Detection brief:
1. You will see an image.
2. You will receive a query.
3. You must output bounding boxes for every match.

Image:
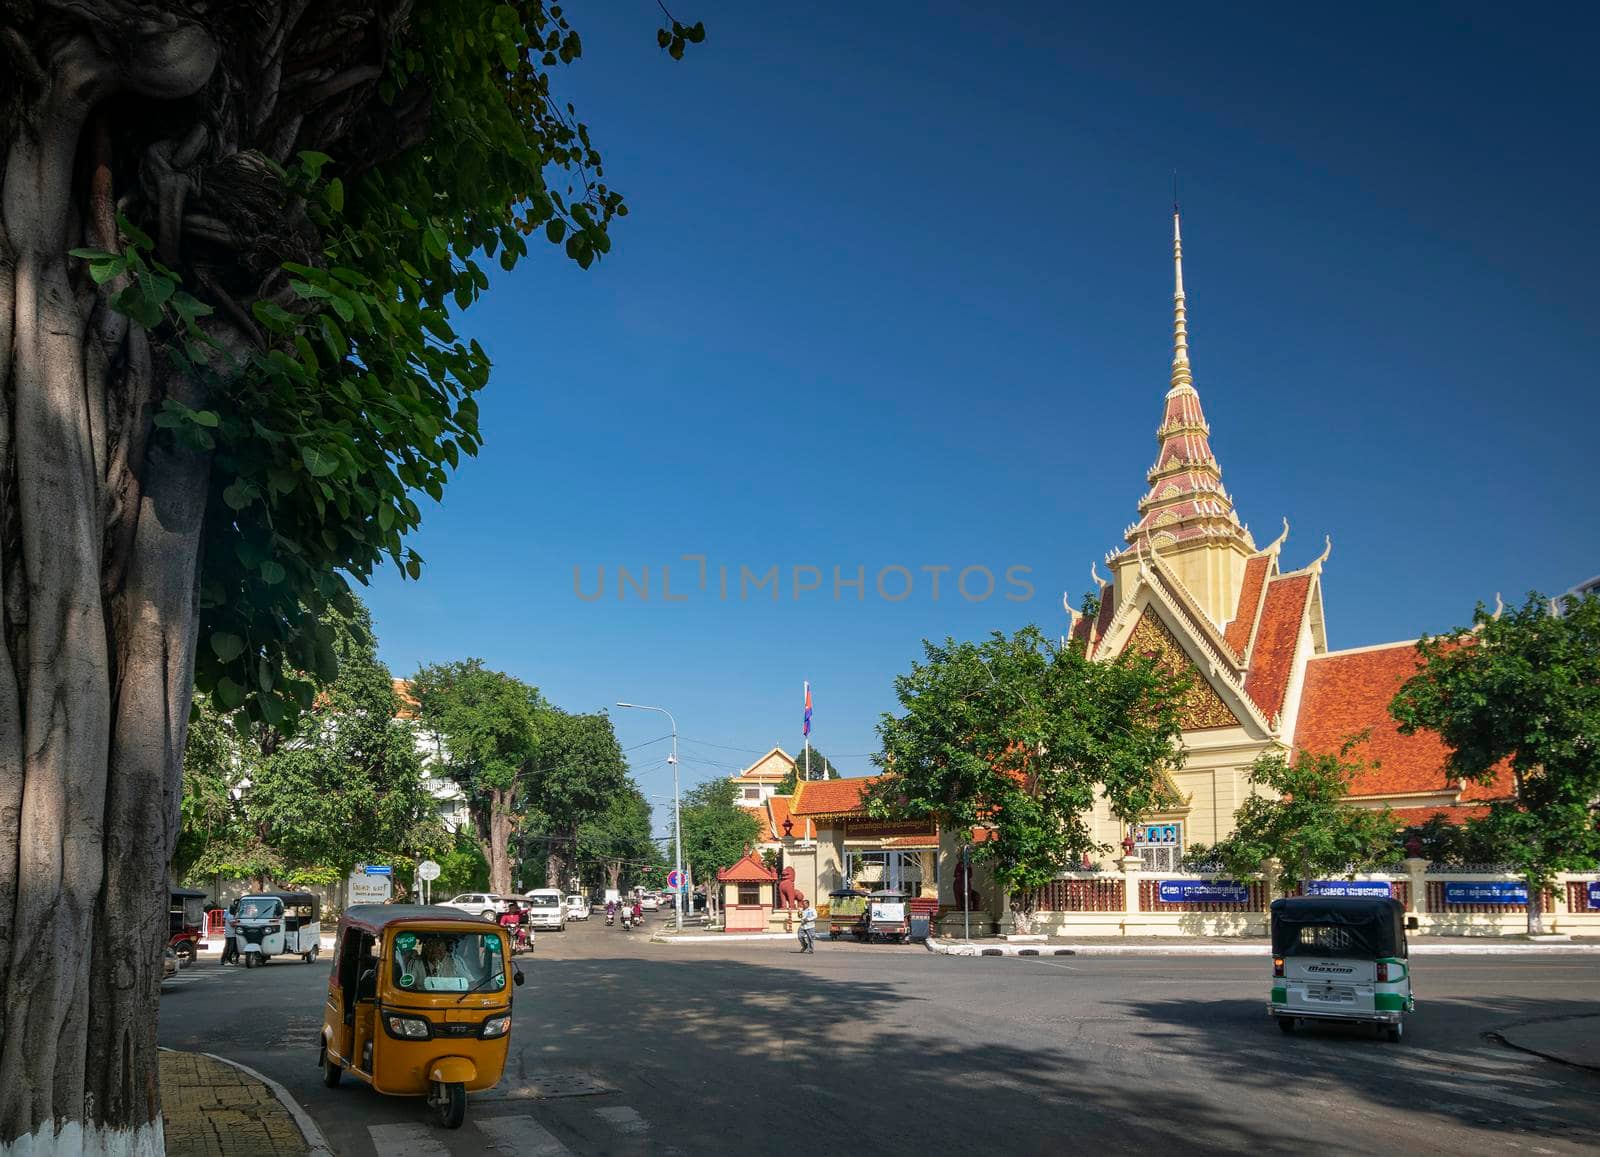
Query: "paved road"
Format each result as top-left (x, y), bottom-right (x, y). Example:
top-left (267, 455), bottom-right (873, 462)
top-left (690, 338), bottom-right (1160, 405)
top-left (158, 918), bottom-right (1600, 1156)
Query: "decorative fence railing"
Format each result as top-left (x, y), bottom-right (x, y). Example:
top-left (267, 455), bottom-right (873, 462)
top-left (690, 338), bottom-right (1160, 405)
top-left (1017, 863), bottom-right (1599, 926)
top-left (1034, 878), bottom-right (1125, 912)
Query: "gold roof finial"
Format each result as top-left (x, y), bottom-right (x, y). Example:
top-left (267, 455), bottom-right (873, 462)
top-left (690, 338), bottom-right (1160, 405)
top-left (1171, 191), bottom-right (1192, 391)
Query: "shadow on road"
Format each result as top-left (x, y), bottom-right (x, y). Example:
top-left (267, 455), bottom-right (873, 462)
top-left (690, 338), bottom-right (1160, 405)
top-left (1111, 990), bottom-right (1600, 1151)
top-left (514, 955), bottom-right (1325, 1156)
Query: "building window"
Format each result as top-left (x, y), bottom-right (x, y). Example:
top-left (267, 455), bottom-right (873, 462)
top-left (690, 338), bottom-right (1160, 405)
top-left (1134, 821), bottom-right (1182, 873)
top-left (737, 883), bottom-right (761, 906)
top-left (743, 787), bottom-right (761, 800)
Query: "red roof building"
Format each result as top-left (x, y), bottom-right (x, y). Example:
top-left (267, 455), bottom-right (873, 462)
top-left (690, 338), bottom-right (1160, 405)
top-left (1059, 210), bottom-right (1503, 865)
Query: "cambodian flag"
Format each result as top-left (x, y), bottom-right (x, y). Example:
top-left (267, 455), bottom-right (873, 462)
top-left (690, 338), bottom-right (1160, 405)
top-left (803, 682), bottom-right (812, 737)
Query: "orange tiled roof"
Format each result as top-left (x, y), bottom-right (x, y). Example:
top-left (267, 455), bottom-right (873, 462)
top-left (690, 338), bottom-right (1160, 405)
top-left (717, 851), bottom-right (778, 883)
top-left (884, 835), bottom-right (940, 849)
top-left (1244, 573), bottom-right (1312, 719)
top-left (766, 795), bottom-right (813, 841)
top-left (1388, 804), bottom-right (1494, 827)
top-left (1225, 554), bottom-right (1272, 655)
top-left (392, 678), bottom-right (418, 719)
top-left (1296, 642), bottom-right (1515, 800)
top-left (792, 776), bottom-right (880, 818)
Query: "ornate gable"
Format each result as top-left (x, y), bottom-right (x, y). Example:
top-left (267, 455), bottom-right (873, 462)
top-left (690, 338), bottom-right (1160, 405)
top-left (1125, 608), bottom-right (1240, 730)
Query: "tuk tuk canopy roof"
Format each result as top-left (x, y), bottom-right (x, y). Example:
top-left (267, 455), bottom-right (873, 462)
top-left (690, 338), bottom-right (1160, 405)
top-left (1269, 896), bottom-right (1406, 959)
top-left (170, 887), bottom-right (208, 900)
top-left (242, 890), bottom-right (317, 907)
top-left (339, 903), bottom-right (492, 935)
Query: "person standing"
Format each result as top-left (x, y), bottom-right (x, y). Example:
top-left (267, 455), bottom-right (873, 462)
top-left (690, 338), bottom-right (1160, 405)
top-left (220, 903), bottom-right (238, 966)
top-left (798, 901), bottom-right (818, 954)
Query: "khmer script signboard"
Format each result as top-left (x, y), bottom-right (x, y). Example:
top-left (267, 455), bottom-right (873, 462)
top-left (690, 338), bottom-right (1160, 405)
top-left (1157, 880), bottom-right (1250, 904)
top-left (1306, 880), bottom-right (1392, 898)
top-left (1443, 881), bottom-right (1526, 905)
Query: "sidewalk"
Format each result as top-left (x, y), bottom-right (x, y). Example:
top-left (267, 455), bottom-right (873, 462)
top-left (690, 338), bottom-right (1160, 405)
top-left (160, 1050), bottom-right (330, 1157)
top-left (1496, 1015), bottom-right (1600, 1071)
top-left (927, 934), bottom-right (1600, 957)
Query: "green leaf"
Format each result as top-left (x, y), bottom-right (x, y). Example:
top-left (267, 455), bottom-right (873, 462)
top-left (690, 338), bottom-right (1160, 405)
top-left (326, 177), bottom-right (345, 213)
top-left (260, 561), bottom-right (287, 585)
top-left (301, 446), bottom-right (340, 477)
top-left (545, 219), bottom-right (566, 244)
top-left (216, 676), bottom-right (245, 710)
top-left (424, 225), bottom-right (448, 262)
top-left (657, 27), bottom-right (671, 48)
top-left (211, 633), bottom-right (245, 663)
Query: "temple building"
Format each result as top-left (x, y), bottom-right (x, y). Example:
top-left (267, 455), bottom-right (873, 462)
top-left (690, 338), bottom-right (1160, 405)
top-left (1062, 209), bottom-right (1512, 868)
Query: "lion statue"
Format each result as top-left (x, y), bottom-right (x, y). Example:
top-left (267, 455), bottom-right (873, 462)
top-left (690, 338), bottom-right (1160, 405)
top-left (777, 866), bottom-right (806, 910)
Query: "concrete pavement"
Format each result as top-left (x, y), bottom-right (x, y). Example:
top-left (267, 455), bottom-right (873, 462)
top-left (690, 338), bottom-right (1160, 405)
top-left (1497, 1014), bottom-right (1600, 1071)
top-left (159, 918), bottom-right (1600, 1156)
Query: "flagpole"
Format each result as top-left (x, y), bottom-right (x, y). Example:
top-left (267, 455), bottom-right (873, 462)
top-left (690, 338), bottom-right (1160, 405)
top-left (803, 681), bottom-right (812, 780)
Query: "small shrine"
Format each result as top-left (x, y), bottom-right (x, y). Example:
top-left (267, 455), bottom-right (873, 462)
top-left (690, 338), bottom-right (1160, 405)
top-left (717, 851), bottom-right (779, 933)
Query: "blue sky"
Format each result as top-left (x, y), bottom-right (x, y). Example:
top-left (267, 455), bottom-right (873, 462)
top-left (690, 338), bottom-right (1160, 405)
top-left (365, 2), bottom-right (1598, 831)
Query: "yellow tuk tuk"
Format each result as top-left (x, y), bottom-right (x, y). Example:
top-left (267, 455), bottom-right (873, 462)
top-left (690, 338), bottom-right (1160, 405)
top-left (319, 904), bottom-right (523, 1129)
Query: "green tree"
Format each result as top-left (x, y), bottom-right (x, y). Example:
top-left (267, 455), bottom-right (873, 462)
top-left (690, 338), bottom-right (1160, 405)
top-left (527, 710), bottom-right (629, 891)
top-left (1391, 592), bottom-right (1600, 934)
top-left (680, 778), bottom-right (760, 898)
top-left (0, 3), bottom-right (698, 1143)
top-left (429, 829), bottom-right (491, 898)
top-left (869, 626), bottom-right (1188, 932)
top-left (577, 783), bottom-right (657, 894)
top-left (187, 601), bottom-right (438, 888)
top-left (174, 707), bottom-right (241, 882)
top-left (776, 746), bottom-right (842, 794)
top-left (412, 660), bottom-right (543, 895)
top-left (1188, 740), bottom-right (1400, 894)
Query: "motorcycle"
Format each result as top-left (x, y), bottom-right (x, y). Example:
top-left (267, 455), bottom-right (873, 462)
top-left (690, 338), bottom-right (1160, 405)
top-left (620, 913), bottom-right (634, 931)
top-left (605, 910), bottom-right (615, 926)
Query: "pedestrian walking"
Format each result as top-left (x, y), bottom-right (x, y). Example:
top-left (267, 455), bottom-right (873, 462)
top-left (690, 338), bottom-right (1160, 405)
top-left (798, 901), bottom-right (817, 954)
top-left (220, 904), bottom-right (238, 966)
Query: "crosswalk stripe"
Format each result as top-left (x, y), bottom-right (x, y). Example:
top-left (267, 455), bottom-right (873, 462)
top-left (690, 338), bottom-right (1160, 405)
top-left (478, 1114), bottom-right (573, 1156)
top-left (596, 1105), bottom-right (648, 1135)
top-left (1467, 1047), bottom-right (1536, 1064)
top-left (368, 1122), bottom-right (451, 1157)
top-left (1380, 1056), bottom-right (1560, 1088)
top-left (1412, 1079), bottom-right (1555, 1111)
top-left (1402, 1046), bottom-right (1532, 1072)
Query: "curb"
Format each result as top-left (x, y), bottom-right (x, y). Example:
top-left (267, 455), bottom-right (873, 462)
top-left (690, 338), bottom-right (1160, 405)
top-left (924, 937), bottom-right (1600, 958)
top-left (652, 932), bottom-right (797, 943)
top-left (1487, 1016), bottom-right (1600, 1073)
top-left (192, 1051), bottom-right (334, 1157)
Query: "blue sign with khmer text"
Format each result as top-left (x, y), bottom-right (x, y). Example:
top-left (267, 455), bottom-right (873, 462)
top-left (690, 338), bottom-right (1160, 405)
top-left (1588, 881), bottom-right (1600, 907)
top-left (1443, 881), bottom-right (1526, 905)
top-left (1158, 879), bottom-right (1250, 904)
top-left (1307, 880), bottom-right (1392, 898)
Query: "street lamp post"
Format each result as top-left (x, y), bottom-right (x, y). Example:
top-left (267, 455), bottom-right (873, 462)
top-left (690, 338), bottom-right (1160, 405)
top-left (617, 701), bottom-right (683, 931)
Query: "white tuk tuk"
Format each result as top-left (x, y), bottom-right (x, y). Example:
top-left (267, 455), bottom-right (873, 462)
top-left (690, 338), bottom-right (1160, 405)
top-left (235, 890), bottom-right (322, 967)
top-left (1269, 895), bottom-right (1413, 1041)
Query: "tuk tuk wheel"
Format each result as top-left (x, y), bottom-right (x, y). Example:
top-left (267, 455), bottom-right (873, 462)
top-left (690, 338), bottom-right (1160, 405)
top-left (174, 941), bottom-right (196, 967)
top-left (320, 1047), bottom-right (341, 1088)
top-left (1277, 1016), bottom-right (1295, 1033)
top-left (1384, 1022), bottom-right (1404, 1043)
top-left (243, 953), bottom-right (256, 969)
top-left (432, 1080), bottom-right (466, 1129)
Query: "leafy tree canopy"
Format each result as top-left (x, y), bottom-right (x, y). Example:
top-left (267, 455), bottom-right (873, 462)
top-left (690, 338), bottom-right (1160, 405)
top-left (577, 781), bottom-right (659, 890)
top-left (776, 746), bottom-right (842, 794)
top-left (868, 626), bottom-right (1188, 914)
top-left (1391, 592), bottom-right (1600, 927)
top-left (680, 777), bottom-right (760, 884)
top-left (1187, 740), bottom-right (1400, 893)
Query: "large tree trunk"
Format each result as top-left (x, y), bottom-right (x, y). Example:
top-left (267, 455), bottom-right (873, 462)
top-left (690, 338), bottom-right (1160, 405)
top-left (484, 789), bottom-right (515, 896)
top-left (0, 15), bottom-right (221, 1154)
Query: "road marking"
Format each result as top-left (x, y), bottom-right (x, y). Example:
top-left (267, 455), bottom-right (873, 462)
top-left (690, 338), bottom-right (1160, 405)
top-left (1467, 1047), bottom-right (1537, 1064)
top-left (1373, 1055), bottom-right (1561, 1088)
top-left (1012, 958), bottom-right (1080, 971)
top-left (368, 1122), bottom-right (451, 1157)
top-left (1402, 1046), bottom-right (1537, 1072)
top-left (478, 1114), bottom-right (573, 1155)
top-left (596, 1105), bottom-right (648, 1135)
top-left (1412, 1079), bottom-right (1555, 1111)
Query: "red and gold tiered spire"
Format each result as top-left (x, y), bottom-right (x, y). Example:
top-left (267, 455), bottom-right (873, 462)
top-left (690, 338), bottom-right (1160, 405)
top-left (1120, 210), bottom-right (1254, 554)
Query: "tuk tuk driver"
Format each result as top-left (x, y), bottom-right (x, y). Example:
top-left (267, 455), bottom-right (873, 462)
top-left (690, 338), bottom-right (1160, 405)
top-left (396, 934), bottom-right (465, 987)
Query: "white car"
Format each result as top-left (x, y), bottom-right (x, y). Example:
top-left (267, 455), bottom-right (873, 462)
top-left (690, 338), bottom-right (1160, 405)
top-left (437, 893), bottom-right (505, 920)
top-left (522, 889), bottom-right (566, 931)
top-left (639, 893), bottom-right (661, 912)
top-left (565, 894), bottom-right (590, 920)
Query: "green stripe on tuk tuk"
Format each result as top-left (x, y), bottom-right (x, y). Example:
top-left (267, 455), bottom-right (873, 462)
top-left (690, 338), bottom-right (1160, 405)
top-left (1271, 986), bottom-right (1287, 1005)
top-left (1374, 993), bottom-right (1406, 1011)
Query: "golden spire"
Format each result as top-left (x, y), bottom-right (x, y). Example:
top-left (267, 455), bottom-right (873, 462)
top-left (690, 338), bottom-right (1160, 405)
top-left (1171, 206), bottom-right (1192, 390)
